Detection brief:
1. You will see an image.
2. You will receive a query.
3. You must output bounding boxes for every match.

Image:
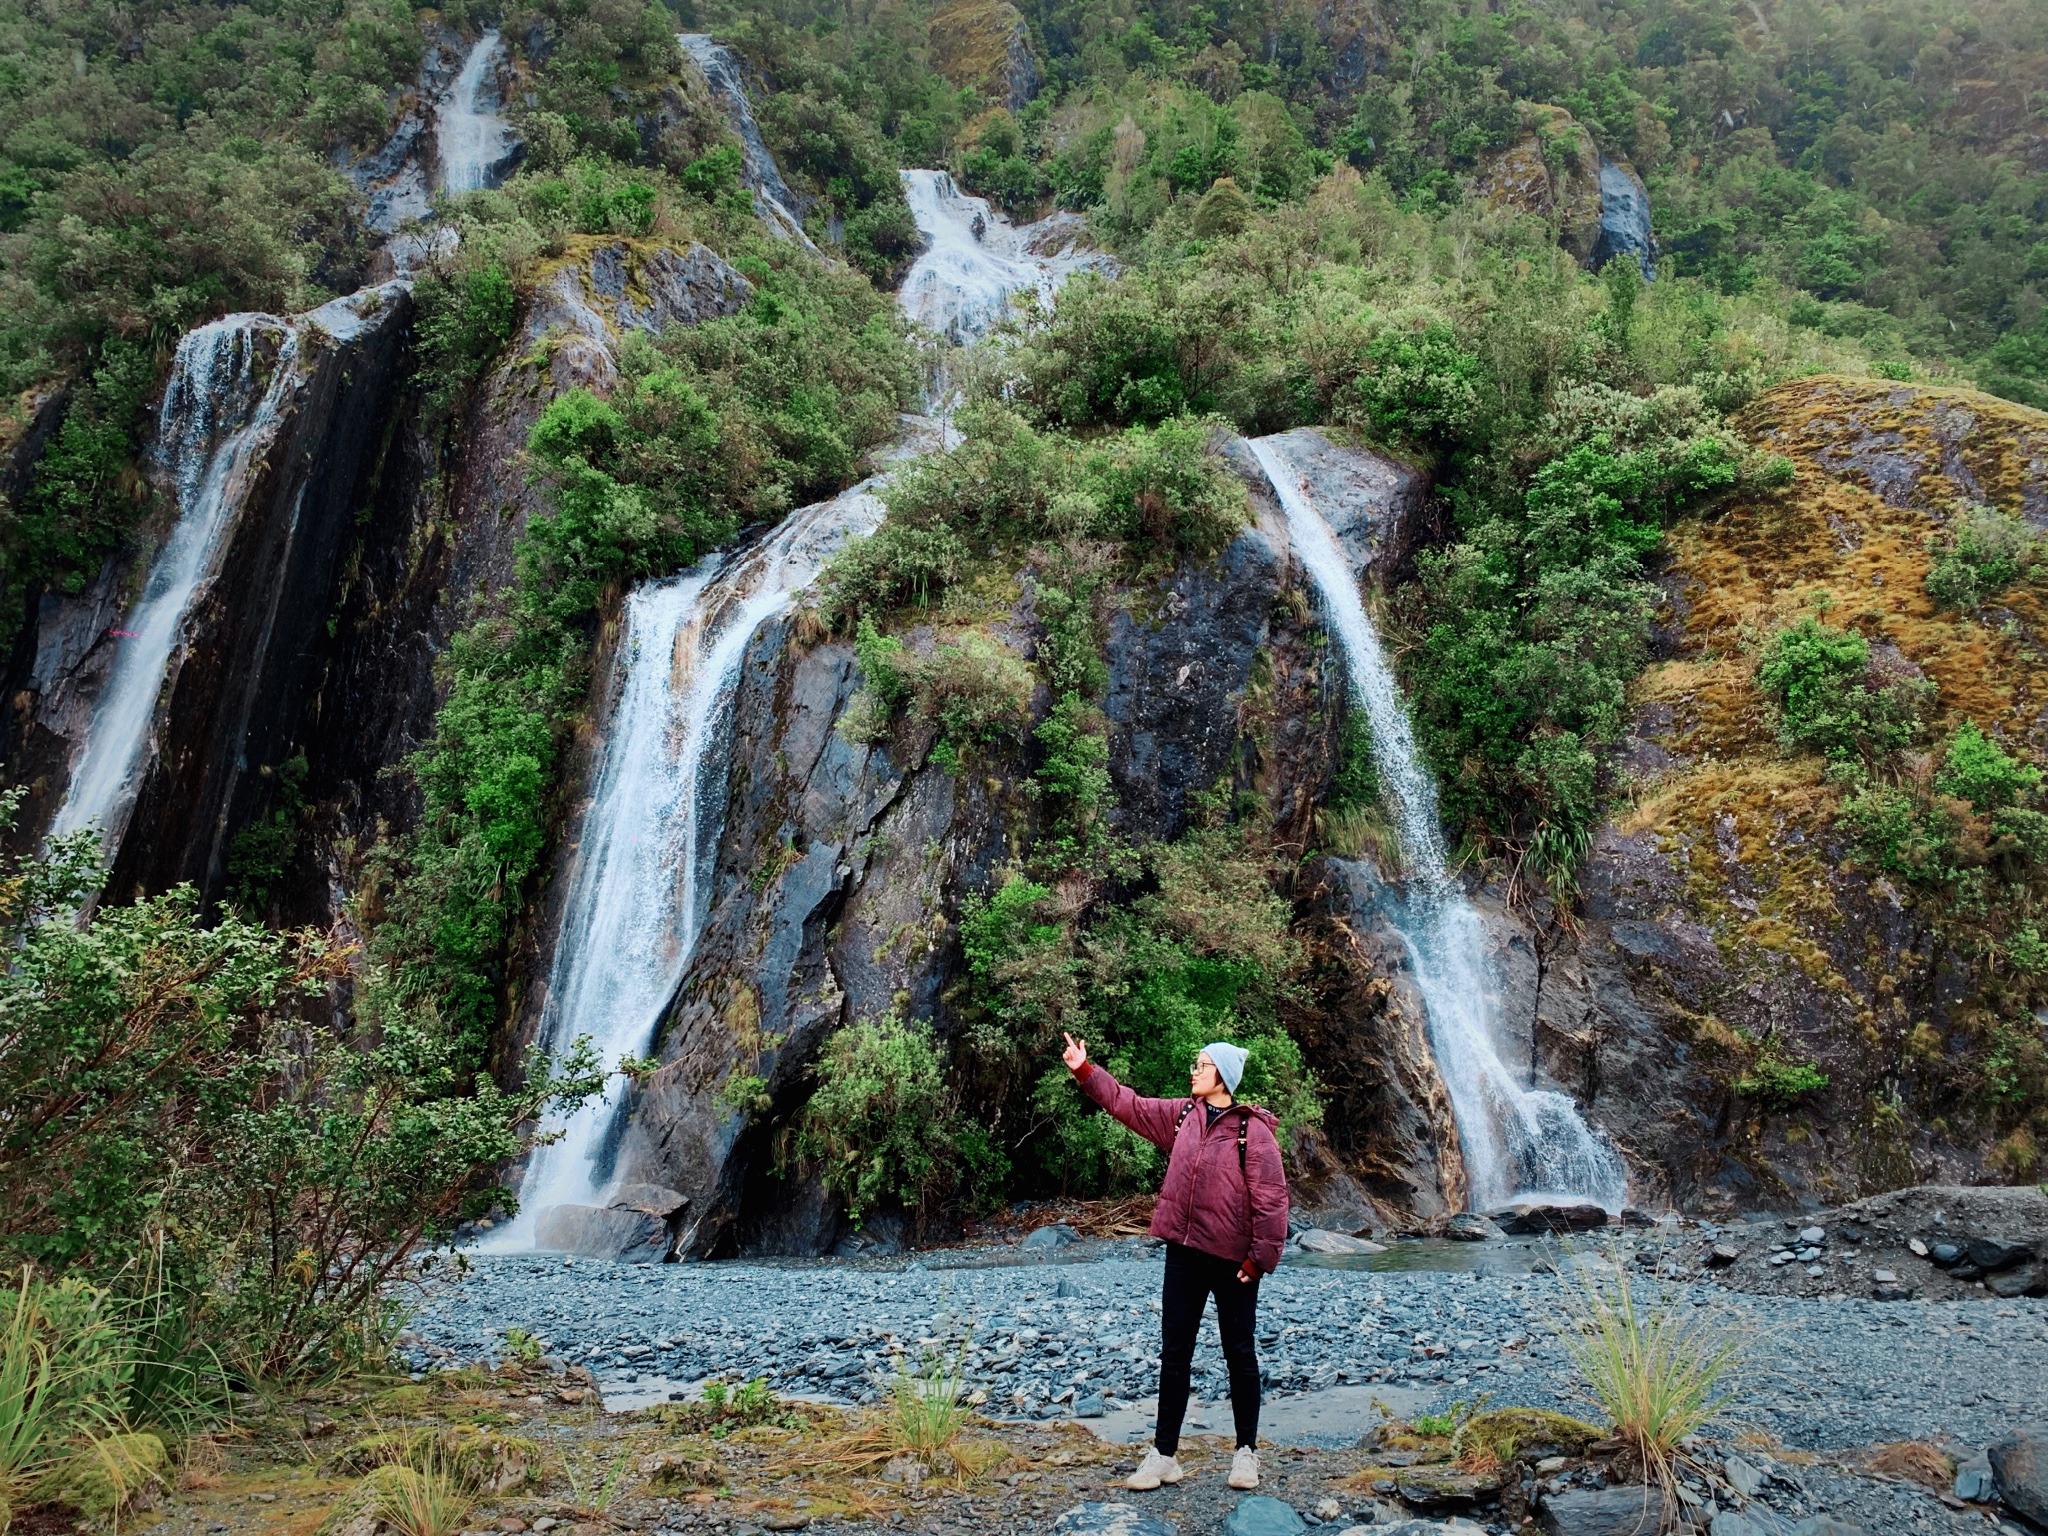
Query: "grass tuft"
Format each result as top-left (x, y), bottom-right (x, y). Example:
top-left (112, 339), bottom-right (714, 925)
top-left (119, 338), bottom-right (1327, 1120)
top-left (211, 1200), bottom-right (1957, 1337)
top-left (1554, 1248), bottom-right (1752, 1494)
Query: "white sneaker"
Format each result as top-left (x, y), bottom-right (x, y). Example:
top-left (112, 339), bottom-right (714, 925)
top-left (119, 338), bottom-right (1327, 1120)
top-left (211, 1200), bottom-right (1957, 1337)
top-left (1126, 1448), bottom-right (1184, 1489)
top-left (1228, 1446), bottom-right (1260, 1489)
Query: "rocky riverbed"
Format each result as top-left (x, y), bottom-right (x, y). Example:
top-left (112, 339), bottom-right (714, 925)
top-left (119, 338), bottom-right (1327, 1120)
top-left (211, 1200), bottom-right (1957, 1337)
top-left (395, 1235), bottom-right (2048, 1536)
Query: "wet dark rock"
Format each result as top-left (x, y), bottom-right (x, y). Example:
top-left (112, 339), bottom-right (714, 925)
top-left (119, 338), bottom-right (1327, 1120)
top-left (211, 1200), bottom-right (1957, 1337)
top-left (534, 1203), bottom-right (673, 1261)
top-left (14, 283), bottom-right (413, 902)
top-left (1444, 1213), bottom-right (1505, 1242)
top-left (1990, 1426), bottom-right (2048, 1524)
top-left (1537, 1485), bottom-right (1675, 1536)
top-left (1490, 1202), bottom-right (1611, 1236)
top-left (1963, 1236), bottom-right (2034, 1272)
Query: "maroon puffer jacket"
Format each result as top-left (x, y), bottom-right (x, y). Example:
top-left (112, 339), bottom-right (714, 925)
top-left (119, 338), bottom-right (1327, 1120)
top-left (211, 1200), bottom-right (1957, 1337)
top-left (1072, 1061), bottom-right (1290, 1273)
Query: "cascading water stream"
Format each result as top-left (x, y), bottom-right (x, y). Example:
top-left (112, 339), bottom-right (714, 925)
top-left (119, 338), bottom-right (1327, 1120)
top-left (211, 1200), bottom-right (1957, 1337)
top-left (1247, 436), bottom-right (1628, 1214)
top-left (50, 319), bottom-right (296, 858)
top-left (438, 30), bottom-right (515, 194)
top-left (489, 482), bottom-right (888, 1246)
top-left (496, 94), bottom-right (1106, 1245)
top-left (896, 169), bottom-right (1102, 346)
top-left (678, 34), bottom-right (814, 247)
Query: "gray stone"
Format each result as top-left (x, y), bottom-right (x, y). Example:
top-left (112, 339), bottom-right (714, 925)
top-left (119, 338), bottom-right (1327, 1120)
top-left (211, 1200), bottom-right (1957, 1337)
top-left (610, 1183), bottom-right (689, 1218)
top-left (1799, 1227), bottom-right (1826, 1244)
top-left (1537, 1485), bottom-right (1672, 1536)
top-left (1723, 1454), bottom-right (1765, 1498)
top-left (1966, 1237), bottom-right (2034, 1272)
top-left (1297, 1229), bottom-right (1388, 1255)
top-left (1707, 1243), bottom-right (1741, 1267)
top-left (1590, 156), bottom-right (1655, 279)
top-left (1025, 1223), bottom-right (1081, 1249)
top-left (1990, 1426), bottom-right (2048, 1524)
top-left (1444, 1214), bottom-right (1505, 1242)
top-left (1490, 1202), bottom-right (1611, 1236)
top-left (1073, 1394), bottom-right (1106, 1419)
top-left (1223, 1496), bottom-right (1308, 1536)
top-left (1954, 1451), bottom-right (1995, 1503)
top-left (1051, 1502), bottom-right (1180, 1536)
top-left (1986, 1263), bottom-right (2046, 1298)
top-left (1786, 1521), bottom-right (1867, 1536)
top-left (533, 1203), bottom-right (671, 1261)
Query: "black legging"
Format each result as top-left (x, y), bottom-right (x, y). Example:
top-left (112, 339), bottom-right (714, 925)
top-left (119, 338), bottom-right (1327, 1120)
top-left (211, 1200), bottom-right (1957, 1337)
top-left (1154, 1240), bottom-right (1262, 1454)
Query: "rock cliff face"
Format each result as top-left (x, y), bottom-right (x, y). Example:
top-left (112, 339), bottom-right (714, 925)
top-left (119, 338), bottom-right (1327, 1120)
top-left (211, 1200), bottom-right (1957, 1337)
top-left (589, 428), bottom-right (1438, 1255)
top-left (1523, 377), bottom-right (2048, 1211)
top-left (1474, 106), bottom-right (1655, 277)
top-left (300, 238), bottom-right (756, 909)
top-left (927, 0), bottom-right (1041, 112)
top-left (8, 284), bottom-right (414, 901)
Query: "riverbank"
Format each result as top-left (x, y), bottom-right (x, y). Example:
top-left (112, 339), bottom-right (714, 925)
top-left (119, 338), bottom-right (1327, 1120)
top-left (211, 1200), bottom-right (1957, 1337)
top-left (195, 1238), bottom-right (2008, 1536)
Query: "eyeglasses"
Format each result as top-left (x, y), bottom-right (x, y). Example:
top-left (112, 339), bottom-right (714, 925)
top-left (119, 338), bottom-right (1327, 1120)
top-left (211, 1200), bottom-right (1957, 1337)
top-left (1190, 1057), bottom-right (1213, 1073)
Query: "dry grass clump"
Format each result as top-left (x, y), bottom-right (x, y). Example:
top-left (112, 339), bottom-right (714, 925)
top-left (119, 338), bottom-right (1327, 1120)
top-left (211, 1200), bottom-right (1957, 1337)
top-left (1857, 1440), bottom-right (1955, 1490)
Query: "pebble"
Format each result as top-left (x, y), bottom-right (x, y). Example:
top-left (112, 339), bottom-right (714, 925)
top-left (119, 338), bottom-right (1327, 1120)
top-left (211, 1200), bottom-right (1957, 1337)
top-left (405, 1249), bottom-right (2048, 1451)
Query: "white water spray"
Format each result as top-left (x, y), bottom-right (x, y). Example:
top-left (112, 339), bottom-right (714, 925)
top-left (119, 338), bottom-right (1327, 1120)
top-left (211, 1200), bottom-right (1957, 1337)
top-left (897, 169), bottom-right (1107, 346)
top-left (678, 34), bottom-right (814, 247)
top-left (1247, 435), bottom-right (1627, 1214)
top-left (50, 319), bottom-right (296, 858)
top-left (438, 30), bottom-right (515, 194)
top-left (491, 481), bottom-right (888, 1245)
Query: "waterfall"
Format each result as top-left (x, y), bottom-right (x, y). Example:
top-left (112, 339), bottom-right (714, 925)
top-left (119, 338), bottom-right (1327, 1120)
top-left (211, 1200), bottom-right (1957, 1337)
top-left (438, 30), bottom-right (516, 195)
top-left (490, 479), bottom-right (888, 1247)
top-left (897, 169), bottom-right (1107, 347)
top-left (495, 145), bottom-right (1107, 1250)
top-left (50, 318), bottom-right (296, 857)
top-left (678, 35), bottom-right (814, 247)
top-left (1247, 435), bottom-right (1628, 1214)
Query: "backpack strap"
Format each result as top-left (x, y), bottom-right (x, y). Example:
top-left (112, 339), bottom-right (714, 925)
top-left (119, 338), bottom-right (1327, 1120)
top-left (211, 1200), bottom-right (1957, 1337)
top-left (1174, 1099), bottom-right (1196, 1135)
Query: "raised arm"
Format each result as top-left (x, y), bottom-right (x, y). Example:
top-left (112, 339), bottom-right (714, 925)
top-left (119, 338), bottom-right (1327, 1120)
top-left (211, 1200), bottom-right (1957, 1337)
top-left (1061, 1033), bottom-right (1186, 1152)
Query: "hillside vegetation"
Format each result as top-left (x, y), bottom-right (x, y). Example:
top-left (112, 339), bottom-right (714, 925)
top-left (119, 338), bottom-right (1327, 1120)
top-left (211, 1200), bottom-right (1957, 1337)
top-left (0, 0), bottom-right (2045, 1426)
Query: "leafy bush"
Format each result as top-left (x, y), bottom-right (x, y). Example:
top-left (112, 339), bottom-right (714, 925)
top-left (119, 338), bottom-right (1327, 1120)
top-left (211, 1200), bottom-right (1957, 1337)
top-left (1926, 504), bottom-right (2039, 611)
top-left (1756, 618), bottom-right (1932, 767)
top-left (793, 1013), bottom-right (980, 1228)
top-left (415, 261), bottom-right (518, 412)
top-left (1733, 1051), bottom-right (1831, 1109)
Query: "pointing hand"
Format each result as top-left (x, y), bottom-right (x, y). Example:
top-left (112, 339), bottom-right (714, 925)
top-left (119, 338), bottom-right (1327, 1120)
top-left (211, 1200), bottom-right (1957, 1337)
top-left (1061, 1032), bottom-right (1088, 1071)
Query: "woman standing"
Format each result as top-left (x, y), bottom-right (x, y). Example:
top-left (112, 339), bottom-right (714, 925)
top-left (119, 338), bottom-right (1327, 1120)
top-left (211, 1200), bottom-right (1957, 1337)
top-left (1060, 1030), bottom-right (1291, 1492)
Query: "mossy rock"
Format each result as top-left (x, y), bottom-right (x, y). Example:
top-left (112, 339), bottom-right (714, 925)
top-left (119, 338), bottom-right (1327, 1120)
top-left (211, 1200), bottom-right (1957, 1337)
top-left (331, 1424), bottom-right (538, 1493)
top-left (29, 1431), bottom-right (167, 1520)
top-left (1453, 1407), bottom-right (1604, 1464)
top-left (1355, 1462), bottom-right (1506, 1508)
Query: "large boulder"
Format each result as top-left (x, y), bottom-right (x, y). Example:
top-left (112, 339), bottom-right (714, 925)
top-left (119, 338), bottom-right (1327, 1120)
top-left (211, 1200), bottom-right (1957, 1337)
top-left (1053, 1504), bottom-right (1180, 1536)
top-left (1990, 1426), bottom-right (2048, 1525)
top-left (534, 1202), bottom-right (673, 1261)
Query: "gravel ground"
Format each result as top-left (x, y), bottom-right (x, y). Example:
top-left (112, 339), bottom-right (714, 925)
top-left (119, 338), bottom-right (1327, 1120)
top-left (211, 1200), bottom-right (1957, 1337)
top-left (402, 1241), bottom-right (2048, 1456)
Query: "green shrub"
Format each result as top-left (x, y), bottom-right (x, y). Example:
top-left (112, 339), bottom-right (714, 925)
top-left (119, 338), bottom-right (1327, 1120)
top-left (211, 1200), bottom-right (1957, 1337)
top-left (1756, 618), bottom-right (1932, 766)
top-left (1936, 722), bottom-right (2043, 813)
top-left (1733, 1052), bottom-right (1831, 1109)
top-left (415, 261), bottom-right (518, 412)
top-left (1926, 504), bottom-right (2038, 610)
top-left (915, 631), bottom-right (1036, 768)
top-left (793, 1013), bottom-right (973, 1227)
